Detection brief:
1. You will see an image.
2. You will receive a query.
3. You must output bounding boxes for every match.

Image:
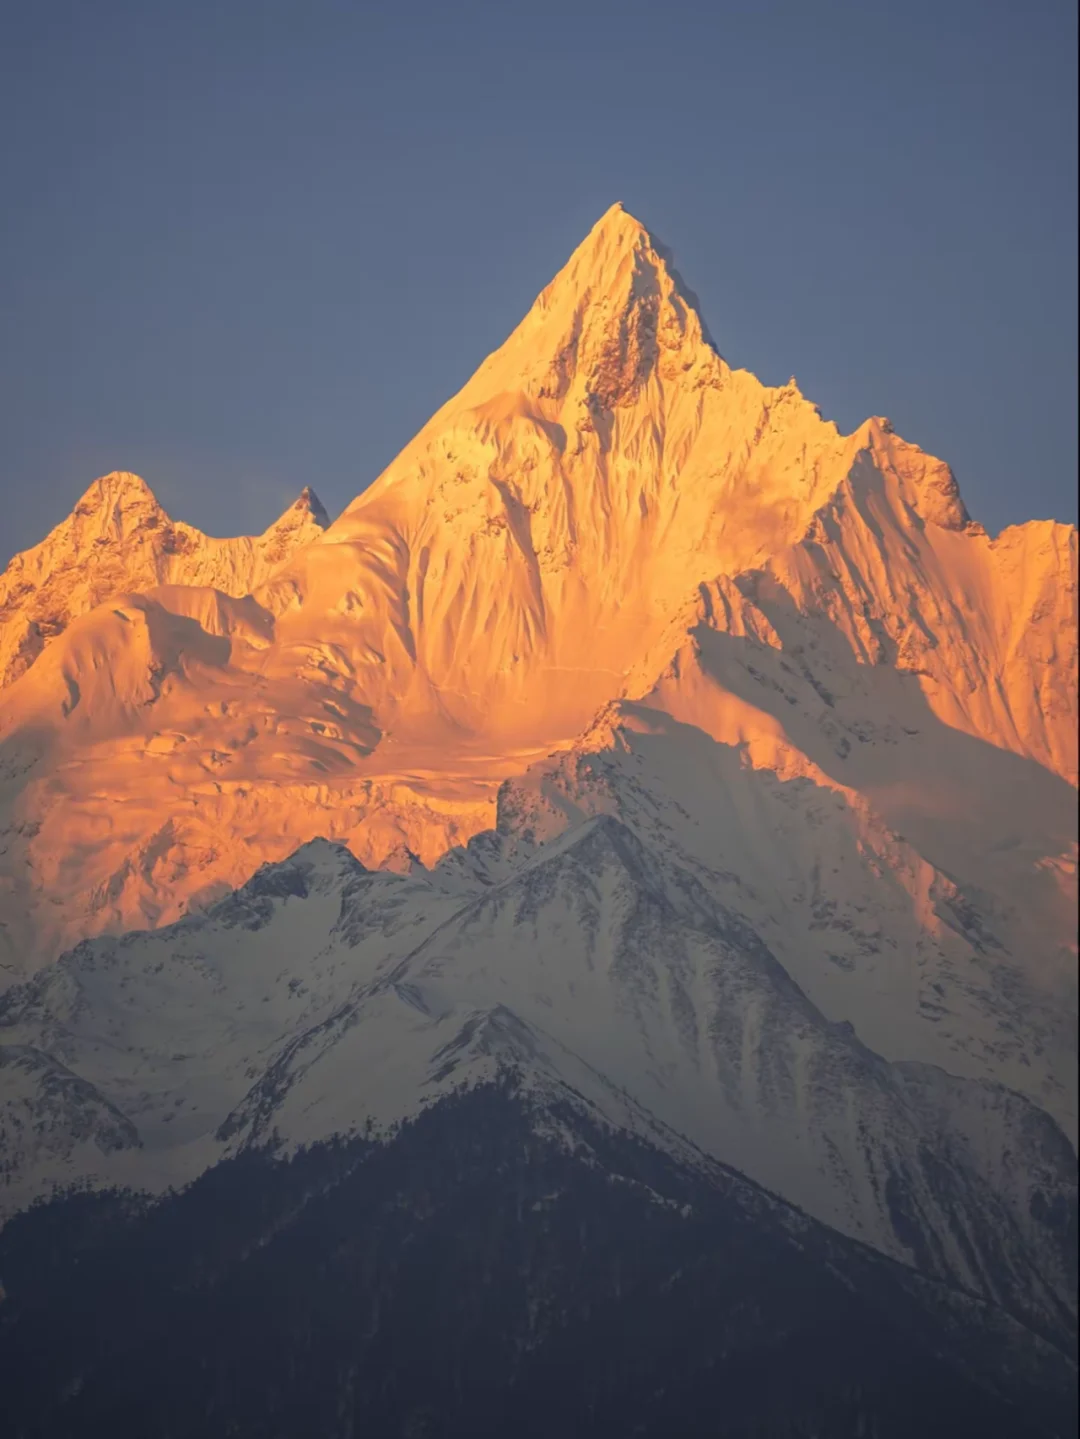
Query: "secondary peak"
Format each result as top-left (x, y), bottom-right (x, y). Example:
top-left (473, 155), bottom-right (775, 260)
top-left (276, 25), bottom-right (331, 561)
top-left (295, 486), bottom-right (330, 528)
top-left (73, 471), bottom-right (165, 518)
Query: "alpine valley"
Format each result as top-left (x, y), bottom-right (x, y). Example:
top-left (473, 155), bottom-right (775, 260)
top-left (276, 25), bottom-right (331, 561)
top-left (0, 206), bottom-right (1076, 1438)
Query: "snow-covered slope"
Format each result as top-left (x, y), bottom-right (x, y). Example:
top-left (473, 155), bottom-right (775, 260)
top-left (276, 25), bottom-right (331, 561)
top-left (1, 817), bottom-right (1074, 1340)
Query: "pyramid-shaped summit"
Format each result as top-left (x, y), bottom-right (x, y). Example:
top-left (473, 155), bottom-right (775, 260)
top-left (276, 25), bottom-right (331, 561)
top-left (291, 204), bottom-right (872, 744)
top-left (533, 200), bottom-right (719, 346)
top-left (294, 485), bottom-right (330, 527)
top-left (195, 203), bottom-right (1074, 779)
top-left (443, 200), bottom-right (722, 414)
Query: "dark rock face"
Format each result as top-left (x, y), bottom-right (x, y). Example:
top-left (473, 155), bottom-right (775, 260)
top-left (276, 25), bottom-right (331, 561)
top-left (0, 1082), bottom-right (1074, 1439)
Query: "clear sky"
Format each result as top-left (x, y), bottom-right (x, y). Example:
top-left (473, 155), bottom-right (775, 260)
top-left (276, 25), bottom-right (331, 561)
top-left (1, 0), bottom-right (1076, 564)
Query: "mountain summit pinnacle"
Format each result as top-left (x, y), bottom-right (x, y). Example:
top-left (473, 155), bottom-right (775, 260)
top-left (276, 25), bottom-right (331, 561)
top-left (294, 485), bottom-right (330, 528)
top-left (588, 199), bottom-right (651, 240)
top-left (530, 202), bottom-right (718, 346)
top-left (364, 203), bottom-right (725, 444)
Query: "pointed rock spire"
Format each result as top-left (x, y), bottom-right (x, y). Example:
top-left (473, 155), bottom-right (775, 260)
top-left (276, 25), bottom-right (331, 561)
top-left (295, 485), bottom-right (330, 528)
top-left (261, 485), bottom-right (332, 549)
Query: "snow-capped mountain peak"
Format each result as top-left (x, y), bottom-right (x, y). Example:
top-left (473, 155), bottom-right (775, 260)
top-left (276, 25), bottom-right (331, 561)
top-left (0, 472), bottom-right (330, 694)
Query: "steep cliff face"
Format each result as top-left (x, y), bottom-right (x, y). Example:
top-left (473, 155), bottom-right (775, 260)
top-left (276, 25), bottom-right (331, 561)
top-left (0, 203), bottom-right (1074, 979)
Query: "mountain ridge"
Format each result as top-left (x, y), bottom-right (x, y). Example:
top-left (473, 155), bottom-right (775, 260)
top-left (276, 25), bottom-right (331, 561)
top-left (1, 796), bottom-right (1074, 1332)
top-left (0, 471), bottom-right (330, 692)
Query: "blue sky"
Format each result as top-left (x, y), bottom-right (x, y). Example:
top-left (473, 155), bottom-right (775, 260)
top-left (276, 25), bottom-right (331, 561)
top-left (1, 0), bottom-right (1075, 561)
